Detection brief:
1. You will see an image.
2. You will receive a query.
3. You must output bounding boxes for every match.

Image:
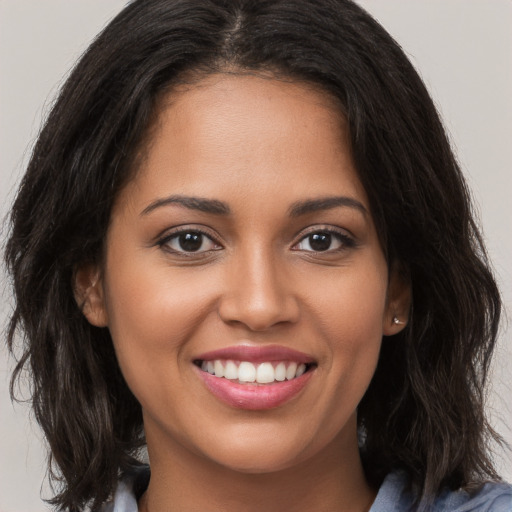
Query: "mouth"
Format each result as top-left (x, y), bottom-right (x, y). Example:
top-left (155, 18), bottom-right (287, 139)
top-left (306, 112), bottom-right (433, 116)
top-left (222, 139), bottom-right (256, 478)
top-left (194, 359), bottom-right (316, 385)
top-left (193, 345), bottom-right (317, 410)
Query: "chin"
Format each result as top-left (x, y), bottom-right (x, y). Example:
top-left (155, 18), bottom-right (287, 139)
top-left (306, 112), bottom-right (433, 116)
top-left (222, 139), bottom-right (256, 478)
top-left (214, 451), bottom-right (304, 475)
top-left (199, 429), bottom-right (314, 475)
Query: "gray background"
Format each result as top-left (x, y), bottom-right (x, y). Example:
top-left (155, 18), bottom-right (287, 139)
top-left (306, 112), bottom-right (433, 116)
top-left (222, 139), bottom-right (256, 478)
top-left (1, 1), bottom-right (510, 510)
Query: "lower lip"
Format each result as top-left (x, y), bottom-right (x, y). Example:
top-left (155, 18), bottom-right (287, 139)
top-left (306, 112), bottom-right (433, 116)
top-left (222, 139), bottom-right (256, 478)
top-left (196, 367), bottom-right (314, 410)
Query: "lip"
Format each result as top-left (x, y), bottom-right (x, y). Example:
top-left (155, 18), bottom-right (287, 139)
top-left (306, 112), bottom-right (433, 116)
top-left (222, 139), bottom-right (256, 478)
top-left (195, 366), bottom-right (314, 410)
top-left (194, 344), bottom-right (315, 364)
top-left (193, 344), bottom-right (316, 410)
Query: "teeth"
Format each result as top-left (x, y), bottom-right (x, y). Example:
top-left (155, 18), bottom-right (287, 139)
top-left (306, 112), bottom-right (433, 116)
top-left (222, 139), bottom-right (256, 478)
top-left (275, 362), bottom-right (286, 381)
top-left (285, 362), bottom-right (297, 380)
top-left (224, 360), bottom-right (238, 380)
top-left (214, 360), bottom-right (224, 378)
top-left (238, 362), bottom-right (256, 382)
top-left (200, 359), bottom-right (311, 384)
top-left (256, 362), bottom-right (275, 384)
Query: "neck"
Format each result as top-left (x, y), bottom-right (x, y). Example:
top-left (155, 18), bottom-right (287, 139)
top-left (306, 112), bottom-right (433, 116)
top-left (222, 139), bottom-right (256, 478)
top-left (140, 417), bottom-right (376, 512)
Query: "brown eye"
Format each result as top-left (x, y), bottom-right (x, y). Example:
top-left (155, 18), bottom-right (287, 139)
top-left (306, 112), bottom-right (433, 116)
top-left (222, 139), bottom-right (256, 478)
top-left (163, 231), bottom-right (219, 253)
top-left (294, 230), bottom-right (353, 252)
top-left (307, 233), bottom-right (332, 251)
top-left (178, 233), bottom-right (203, 252)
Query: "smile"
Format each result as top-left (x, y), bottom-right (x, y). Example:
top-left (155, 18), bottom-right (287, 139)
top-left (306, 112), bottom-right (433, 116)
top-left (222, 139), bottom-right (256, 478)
top-left (194, 345), bottom-right (317, 410)
top-left (197, 359), bottom-right (314, 384)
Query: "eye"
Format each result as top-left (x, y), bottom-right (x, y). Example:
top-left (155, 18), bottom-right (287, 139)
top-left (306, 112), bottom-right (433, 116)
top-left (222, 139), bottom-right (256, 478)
top-left (294, 230), bottom-right (353, 252)
top-left (160, 230), bottom-right (220, 254)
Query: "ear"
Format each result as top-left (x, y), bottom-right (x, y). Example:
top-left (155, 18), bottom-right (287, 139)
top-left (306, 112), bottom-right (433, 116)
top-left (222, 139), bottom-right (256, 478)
top-left (73, 264), bottom-right (108, 327)
top-left (382, 262), bottom-right (411, 336)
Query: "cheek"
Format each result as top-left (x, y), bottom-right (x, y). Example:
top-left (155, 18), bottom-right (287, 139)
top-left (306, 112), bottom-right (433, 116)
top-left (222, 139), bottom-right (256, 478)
top-left (307, 258), bottom-right (388, 342)
top-left (305, 258), bottom-right (388, 394)
top-left (101, 252), bottom-right (217, 385)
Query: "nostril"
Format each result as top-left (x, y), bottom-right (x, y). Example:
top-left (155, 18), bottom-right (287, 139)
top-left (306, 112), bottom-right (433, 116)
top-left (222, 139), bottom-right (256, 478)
top-left (217, 295), bottom-right (300, 332)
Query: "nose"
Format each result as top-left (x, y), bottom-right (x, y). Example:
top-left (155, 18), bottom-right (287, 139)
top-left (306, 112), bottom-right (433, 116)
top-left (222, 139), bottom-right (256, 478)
top-left (218, 248), bottom-right (300, 331)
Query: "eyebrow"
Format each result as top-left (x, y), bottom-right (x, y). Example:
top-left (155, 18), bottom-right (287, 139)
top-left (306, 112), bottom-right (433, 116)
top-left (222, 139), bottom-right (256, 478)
top-left (140, 194), bottom-right (367, 218)
top-left (288, 196), bottom-right (368, 217)
top-left (140, 195), bottom-right (231, 216)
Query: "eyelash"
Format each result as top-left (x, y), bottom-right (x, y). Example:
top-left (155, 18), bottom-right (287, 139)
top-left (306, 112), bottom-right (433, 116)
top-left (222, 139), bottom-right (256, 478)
top-left (292, 228), bottom-right (356, 253)
top-left (157, 227), bottom-right (221, 256)
top-left (157, 226), bottom-right (356, 255)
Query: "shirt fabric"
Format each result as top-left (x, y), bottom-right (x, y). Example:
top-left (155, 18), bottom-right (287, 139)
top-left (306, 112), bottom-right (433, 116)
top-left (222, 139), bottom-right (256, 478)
top-left (102, 467), bottom-right (512, 511)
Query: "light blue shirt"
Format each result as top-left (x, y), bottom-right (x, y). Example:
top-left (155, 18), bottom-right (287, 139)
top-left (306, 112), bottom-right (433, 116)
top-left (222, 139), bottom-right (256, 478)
top-left (102, 468), bottom-right (512, 511)
top-left (369, 472), bottom-right (512, 511)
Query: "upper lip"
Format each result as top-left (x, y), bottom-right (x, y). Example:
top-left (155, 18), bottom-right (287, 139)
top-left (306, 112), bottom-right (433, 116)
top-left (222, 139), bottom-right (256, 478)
top-left (194, 344), bottom-right (315, 364)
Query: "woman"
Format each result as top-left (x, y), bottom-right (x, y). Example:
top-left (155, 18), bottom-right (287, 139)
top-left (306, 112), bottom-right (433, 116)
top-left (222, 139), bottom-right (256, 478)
top-left (4, 0), bottom-right (511, 511)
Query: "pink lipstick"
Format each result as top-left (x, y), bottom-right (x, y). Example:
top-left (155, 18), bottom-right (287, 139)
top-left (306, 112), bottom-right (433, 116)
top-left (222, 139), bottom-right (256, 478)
top-left (194, 345), bottom-right (316, 410)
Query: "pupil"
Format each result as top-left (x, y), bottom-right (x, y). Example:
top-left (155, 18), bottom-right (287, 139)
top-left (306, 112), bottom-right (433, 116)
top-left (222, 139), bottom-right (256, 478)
top-left (179, 233), bottom-right (202, 252)
top-left (310, 233), bottom-right (331, 251)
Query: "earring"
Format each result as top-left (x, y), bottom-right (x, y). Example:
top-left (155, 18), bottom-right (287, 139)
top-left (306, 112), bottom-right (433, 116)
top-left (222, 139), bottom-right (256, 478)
top-left (393, 316), bottom-right (405, 325)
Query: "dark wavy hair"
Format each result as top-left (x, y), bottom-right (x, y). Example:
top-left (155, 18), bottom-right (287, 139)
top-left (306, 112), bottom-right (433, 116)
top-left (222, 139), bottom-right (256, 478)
top-left (4, 0), bottom-right (503, 510)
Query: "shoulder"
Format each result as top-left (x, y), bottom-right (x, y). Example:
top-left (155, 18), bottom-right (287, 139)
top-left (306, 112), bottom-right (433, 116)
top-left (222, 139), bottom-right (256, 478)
top-left (101, 467), bottom-right (512, 512)
top-left (370, 471), bottom-right (512, 512)
top-left (435, 481), bottom-right (512, 512)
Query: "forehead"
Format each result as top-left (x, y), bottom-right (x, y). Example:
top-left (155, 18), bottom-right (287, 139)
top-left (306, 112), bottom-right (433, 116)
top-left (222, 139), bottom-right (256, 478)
top-left (118, 73), bottom-right (368, 214)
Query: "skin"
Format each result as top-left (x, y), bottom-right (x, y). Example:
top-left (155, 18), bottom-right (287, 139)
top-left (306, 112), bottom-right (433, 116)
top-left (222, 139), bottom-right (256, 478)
top-left (77, 74), bottom-right (409, 512)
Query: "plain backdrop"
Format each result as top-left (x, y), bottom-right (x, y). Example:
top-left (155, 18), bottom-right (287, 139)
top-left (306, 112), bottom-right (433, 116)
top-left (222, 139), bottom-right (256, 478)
top-left (1, 1), bottom-right (511, 510)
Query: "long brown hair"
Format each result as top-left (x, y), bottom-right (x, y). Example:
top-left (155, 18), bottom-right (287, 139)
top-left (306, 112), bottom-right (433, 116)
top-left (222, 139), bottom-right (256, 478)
top-left (5, 1), bottom-right (502, 510)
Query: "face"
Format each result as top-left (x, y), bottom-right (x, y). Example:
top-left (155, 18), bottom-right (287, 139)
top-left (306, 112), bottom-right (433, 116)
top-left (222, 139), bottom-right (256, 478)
top-left (78, 74), bottom-right (408, 474)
